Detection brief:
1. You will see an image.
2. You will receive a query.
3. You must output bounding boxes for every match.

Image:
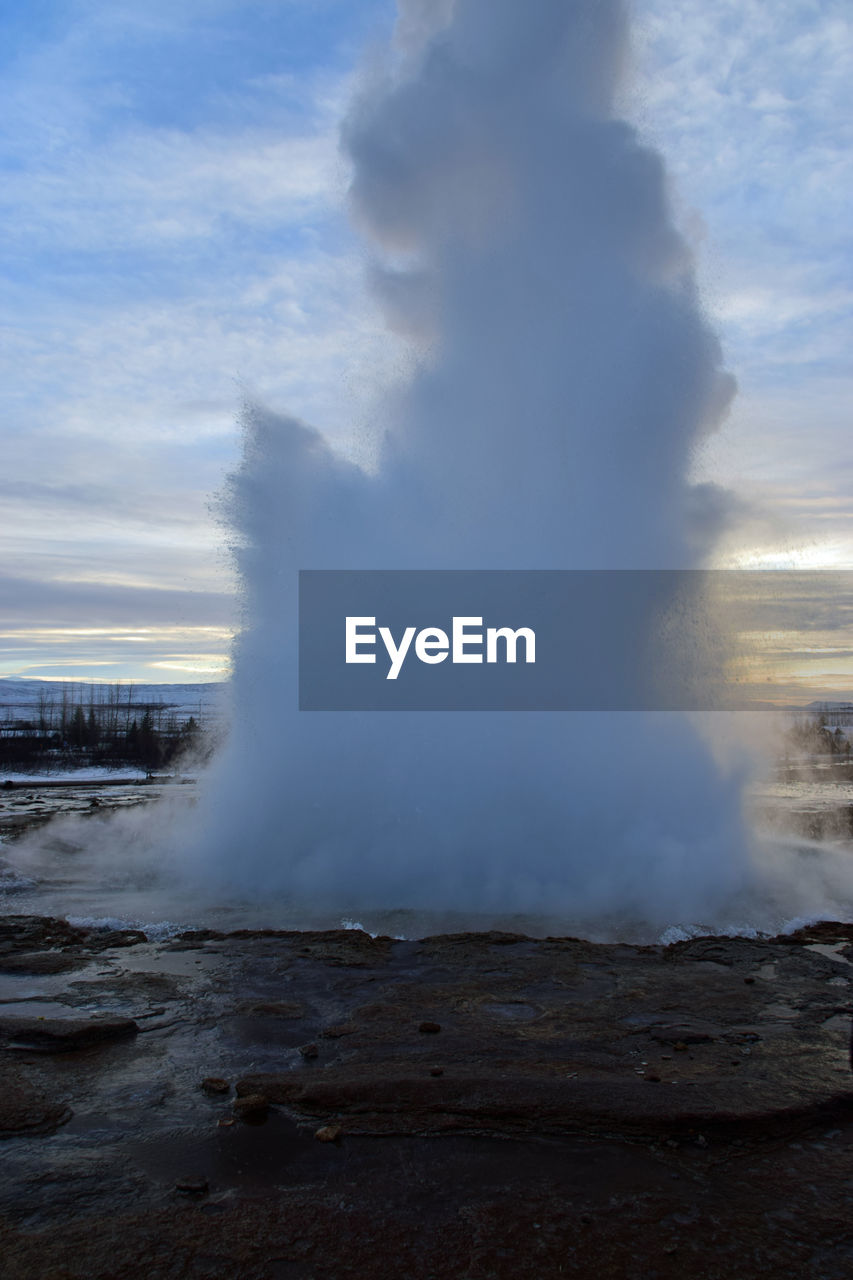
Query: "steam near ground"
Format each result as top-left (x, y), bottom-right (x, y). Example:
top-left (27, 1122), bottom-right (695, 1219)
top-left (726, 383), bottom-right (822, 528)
top-left (7, 0), bottom-right (853, 941)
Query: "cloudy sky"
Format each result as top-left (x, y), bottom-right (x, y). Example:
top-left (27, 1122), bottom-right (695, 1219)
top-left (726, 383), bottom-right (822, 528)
top-left (1, 0), bottom-right (850, 683)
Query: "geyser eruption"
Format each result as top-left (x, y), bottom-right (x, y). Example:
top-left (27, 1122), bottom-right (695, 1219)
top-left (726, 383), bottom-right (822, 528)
top-left (194, 0), bottom-right (754, 933)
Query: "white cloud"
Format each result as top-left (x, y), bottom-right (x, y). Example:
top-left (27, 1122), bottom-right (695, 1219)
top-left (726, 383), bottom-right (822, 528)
top-left (628, 0), bottom-right (853, 569)
top-left (0, 128), bottom-right (343, 255)
top-left (2, 0), bottom-right (851, 674)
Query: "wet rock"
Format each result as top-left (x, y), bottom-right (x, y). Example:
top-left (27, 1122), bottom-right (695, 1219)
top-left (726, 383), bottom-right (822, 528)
top-left (63, 971), bottom-right (180, 1009)
top-left (232, 1093), bottom-right (269, 1121)
top-left (314, 1123), bottom-right (342, 1143)
top-left (321, 1023), bottom-right (356, 1039)
top-left (236, 1075), bottom-right (302, 1104)
top-left (0, 1066), bottom-right (71, 1136)
top-left (0, 951), bottom-right (88, 975)
top-left (0, 1015), bottom-right (138, 1053)
top-left (0, 915), bottom-right (86, 953)
top-left (84, 928), bottom-right (148, 950)
top-left (175, 1175), bottom-right (209, 1195)
top-left (651, 1025), bottom-right (716, 1045)
top-left (662, 936), bottom-right (773, 966)
top-left (231, 920), bottom-right (853, 1143)
top-left (776, 921), bottom-right (853, 945)
top-left (224, 927), bottom-right (392, 968)
top-left (175, 929), bottom-right (226, 944)
top-left (201, 1077), bottom-right (230, 1095)
top-left (420, 930), bottom-right (531, 950)
top-left (0, 915), bottom-right (144, 957)
top-left (5, 919), bottom-right (853, 1275)
top-left (241, 1001), bottom-right (306, 1019)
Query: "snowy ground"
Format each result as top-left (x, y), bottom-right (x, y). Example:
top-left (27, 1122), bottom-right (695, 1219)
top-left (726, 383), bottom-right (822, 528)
top-left (1, 766), bottom-right (147, 784)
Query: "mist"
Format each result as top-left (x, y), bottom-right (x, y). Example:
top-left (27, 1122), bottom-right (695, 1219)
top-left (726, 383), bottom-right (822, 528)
top-left (175, 0), bottom-right (764, 935)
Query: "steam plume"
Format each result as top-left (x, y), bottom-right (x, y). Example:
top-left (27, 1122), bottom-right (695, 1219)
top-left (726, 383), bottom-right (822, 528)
top-left (191, 0), bottom-right (754, 933)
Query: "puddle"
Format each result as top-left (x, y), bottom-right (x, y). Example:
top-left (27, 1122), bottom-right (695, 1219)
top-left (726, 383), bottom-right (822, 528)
top-left (0, 999), bottom-right (84, 1018)
top-left (117, 947), bottom-right (223, 978)
top-left (124, 1109), bottom-right (344, 1191)
top-left (807, 943), bottom-right (853, 967)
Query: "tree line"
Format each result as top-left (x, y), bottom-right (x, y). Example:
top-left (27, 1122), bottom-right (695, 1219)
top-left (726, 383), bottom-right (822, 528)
top-left (0, 683), bottom-right (211, 773)
top-left (786, 713), bottom-right (851, 759)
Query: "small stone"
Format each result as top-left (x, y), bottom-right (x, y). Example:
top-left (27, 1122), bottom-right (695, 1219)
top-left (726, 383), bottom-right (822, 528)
top-left (244, 1001), bottom-right (305, 1018)
top-left (696, 1134), bottom-right (708, 1148)
top-left (744, 976), bottom-right (756, 984)
top-left (644, 1073), bottom-right (661, 1083)
top-left (175, 1175), bottom-right (208, 1195)
top-left (314, 1124), bottom-right (343, 1143)
top-left (430, 1067), bottom-right (444, 1077)
top-left (419, 1021), bottom-right (441, 1034)
top-left (673, 1041), bottom-right (688, 1052)
top-left (201, 1077), bottom-right (230, 1095)
top-left (299, 1043), bottom-right (319, 1059)
top-left (232, 1093), bottom-right (269, 1120)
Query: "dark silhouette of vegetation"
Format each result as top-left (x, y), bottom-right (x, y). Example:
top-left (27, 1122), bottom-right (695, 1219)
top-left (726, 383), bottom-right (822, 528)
top-left (786, 712), bottom-right (851, 758)
top-left (0, 683), bottom-right (212, 774)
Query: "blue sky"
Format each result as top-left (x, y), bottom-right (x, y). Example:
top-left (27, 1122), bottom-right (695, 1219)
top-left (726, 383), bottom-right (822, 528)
top-left (1, 0), bottom-right (850, 682)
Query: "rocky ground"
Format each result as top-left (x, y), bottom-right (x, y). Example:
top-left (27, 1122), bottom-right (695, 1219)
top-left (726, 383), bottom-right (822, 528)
top-left (2, 914), bottom-right (853, 1278)
top-left (0, 778), bottom-right (175, 839)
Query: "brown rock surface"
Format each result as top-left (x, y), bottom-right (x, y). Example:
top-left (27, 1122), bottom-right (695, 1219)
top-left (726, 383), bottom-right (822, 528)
top-left (0, 914), bottom-right (146, 958)
top-left (233, 928), bottom-right (853, 1140)
top-left (1, 916), bottom-right (853, 1278)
